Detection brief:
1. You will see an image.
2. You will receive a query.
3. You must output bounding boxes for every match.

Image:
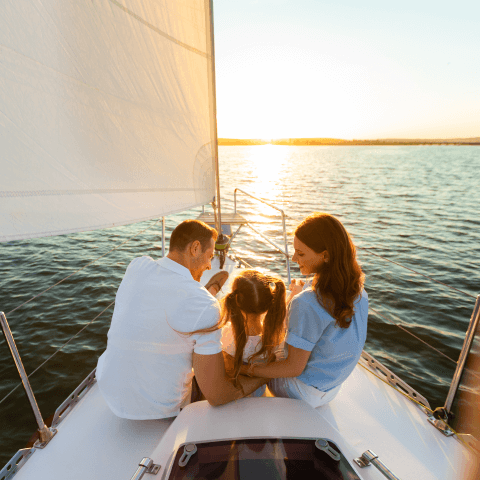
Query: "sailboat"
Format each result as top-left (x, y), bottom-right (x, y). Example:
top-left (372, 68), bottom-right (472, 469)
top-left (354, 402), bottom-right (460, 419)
top-left (1, 1), bottom-right (479, 479)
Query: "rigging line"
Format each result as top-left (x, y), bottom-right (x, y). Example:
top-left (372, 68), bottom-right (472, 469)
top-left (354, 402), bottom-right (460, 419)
top-left (357, 246), bottom-right (475, 299)
top-left (109, 0), bottom-right (209, 58)
top-left (6, 219), bottom-right (161, 317)
top-left (369, 306), bottom-right (457, 365)
top-left (0, 301), bottom-right (115, 406)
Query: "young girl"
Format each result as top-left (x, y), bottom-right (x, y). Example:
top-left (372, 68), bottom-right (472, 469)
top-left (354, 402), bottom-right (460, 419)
top-left (220, 270), bottom-right (286, 396)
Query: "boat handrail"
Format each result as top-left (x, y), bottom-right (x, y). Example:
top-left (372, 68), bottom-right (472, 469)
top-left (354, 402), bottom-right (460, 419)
top-left (354, 449), bottom-right (402, 480)
top-left (128, 457), bottom-right (161, 480)
top-left (234, 188), bottom-right (475, 301)
top-left (233, 188), bottom-right (291, 283)
top-left (233, 188), bottom-right (287, 216)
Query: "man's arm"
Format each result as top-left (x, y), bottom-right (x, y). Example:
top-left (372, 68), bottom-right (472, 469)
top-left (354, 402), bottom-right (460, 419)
top-left (222, 351), bottom-right (235, 376)
top-left (193, 352), bottom-right (267, 406)
top-left (240, 344), bottom-right (311, 379)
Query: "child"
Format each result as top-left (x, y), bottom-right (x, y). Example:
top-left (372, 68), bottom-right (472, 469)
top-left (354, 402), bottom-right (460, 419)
top-left (220, 270), bottom-right (286, 396)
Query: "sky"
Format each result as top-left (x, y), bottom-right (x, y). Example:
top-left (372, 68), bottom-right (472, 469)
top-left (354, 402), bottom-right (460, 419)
top-left (213, 0), bottom-right (480, 140)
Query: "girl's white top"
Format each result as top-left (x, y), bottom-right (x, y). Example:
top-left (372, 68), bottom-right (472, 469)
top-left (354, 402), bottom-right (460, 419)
top-left (221, 323), bottom-right (285, 362)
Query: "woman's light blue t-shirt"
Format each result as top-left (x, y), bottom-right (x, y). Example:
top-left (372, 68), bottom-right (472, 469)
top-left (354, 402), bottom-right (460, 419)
top-left (286, 288), bottom-right (368, 392)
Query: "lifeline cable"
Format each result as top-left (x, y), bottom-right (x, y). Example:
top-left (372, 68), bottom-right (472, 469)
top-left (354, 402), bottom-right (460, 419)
top-left (6, 218), bottom-right (161, 316)
top-left (0, 300), bottom-right (115, 406)
top-left (357, 246), bottom-right (475, 299)
top-left (369, 306), bottom-right (457, 365)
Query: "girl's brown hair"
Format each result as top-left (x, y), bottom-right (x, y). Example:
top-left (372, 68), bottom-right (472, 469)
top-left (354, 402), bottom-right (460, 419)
top-left (295, 213), bottom-right (364, 328)
top-left (223, 270), bottom-right (286, 385)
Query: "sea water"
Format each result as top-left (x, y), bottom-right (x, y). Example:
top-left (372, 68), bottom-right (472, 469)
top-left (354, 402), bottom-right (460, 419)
top-left (0, 145), bottom-right (479, 464)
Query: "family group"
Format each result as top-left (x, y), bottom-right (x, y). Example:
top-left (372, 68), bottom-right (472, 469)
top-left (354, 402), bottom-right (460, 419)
top-left (96, 213), bottom-right (368, 419)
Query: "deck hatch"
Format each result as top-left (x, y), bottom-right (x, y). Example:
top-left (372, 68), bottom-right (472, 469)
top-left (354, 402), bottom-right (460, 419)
top-left (165, 438), bottom-right (360, 480)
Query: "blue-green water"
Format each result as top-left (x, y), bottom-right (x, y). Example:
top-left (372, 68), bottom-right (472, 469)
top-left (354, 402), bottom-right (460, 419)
top-left (1, 145), bottom-right (479, 464)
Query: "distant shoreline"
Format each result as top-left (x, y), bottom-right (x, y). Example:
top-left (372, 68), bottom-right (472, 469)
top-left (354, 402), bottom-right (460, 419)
top-left (218, 137), bottom-right (480, 146)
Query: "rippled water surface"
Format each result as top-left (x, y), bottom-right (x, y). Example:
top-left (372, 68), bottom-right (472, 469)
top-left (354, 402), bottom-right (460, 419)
top-left (1, 145), bottom-right (479, 464)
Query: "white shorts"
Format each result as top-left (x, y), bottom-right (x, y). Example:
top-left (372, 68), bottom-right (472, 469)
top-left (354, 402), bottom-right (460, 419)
top-left (268, 377), bottom-right (342, 408)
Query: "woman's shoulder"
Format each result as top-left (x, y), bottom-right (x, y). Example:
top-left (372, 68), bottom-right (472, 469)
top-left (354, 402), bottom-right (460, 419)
top-left (293, 288), bottom-right (321, 307)
top-left (355, 289), bottom-right (368, 307)
top-left (353, 289), bottom-right (369, 324)
top-left (290, 289), bottom-right (332, 321)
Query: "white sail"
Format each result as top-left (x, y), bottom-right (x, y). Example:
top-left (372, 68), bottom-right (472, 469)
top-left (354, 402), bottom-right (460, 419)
top-left (0, 0), bottom-right (217, 242)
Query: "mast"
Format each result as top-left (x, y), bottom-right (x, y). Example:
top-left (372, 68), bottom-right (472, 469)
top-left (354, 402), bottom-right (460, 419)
top-left (208, 0), bottom-right (222, 236)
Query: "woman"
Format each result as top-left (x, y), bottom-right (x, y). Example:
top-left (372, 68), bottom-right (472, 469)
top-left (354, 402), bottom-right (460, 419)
top-left (240, 212), bottom-right (368, 408)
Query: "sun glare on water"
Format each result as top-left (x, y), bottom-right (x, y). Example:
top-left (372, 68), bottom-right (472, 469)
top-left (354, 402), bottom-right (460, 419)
top-left (244, 144), bottom-right (289, 219)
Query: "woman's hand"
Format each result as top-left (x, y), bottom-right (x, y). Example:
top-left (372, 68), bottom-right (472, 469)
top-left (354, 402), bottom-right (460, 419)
top-left (245, 344), bottom-right (311, 379)
top-left (239, 363), bottom-right (255, 377)
top-left (287, 279), bottom-right (305, 304)
top-left (222, 351), bottom-right (236, 377)
top-left (289, 279), bottom-right (305, 296)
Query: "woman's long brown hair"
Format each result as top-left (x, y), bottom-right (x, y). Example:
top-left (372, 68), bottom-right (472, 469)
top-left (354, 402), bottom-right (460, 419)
top-left (223, 270), bottom-right (286, 385)
top-left (295, 213), bottom-right (364, 328)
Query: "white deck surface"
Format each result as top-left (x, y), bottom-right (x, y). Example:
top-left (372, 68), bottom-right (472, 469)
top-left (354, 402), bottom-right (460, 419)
top-left (12, 365), bottom-right (473, 480)
top-left (10, 257), bottom-right (475, 480)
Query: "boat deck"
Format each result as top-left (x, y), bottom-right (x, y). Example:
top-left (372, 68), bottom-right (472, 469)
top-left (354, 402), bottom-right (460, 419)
top-left (11, 362), bottom-right (472, 480)
top-left (6, 257), bottom-right (475, 480)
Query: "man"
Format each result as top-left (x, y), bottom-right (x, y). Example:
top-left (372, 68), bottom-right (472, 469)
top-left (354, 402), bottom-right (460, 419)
top-left (96, 219), bottom-right (265, 419)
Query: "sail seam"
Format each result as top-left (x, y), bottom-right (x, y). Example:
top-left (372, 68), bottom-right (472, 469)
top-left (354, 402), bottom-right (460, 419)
top-left (0, 188), bottom-right (197, 197)
top-left (109, 0), bottom-right (209, 58)
top-left (0, 200), bottom-right (210, 242)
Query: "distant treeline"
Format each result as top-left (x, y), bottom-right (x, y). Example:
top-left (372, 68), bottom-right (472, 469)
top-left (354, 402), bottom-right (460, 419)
top-left (218, 137), bottom-right (480, 146)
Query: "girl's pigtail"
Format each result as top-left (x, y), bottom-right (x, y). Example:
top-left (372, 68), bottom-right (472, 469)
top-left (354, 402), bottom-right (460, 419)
top-left (266, 278), bottom-right (287, 347)
top-left (251, 278), bottom-right (287, 364)
top-left (225, 292), bottom-right (247, 386)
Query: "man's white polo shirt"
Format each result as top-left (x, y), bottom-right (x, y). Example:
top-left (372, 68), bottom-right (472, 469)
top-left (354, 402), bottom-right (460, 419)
top-left (96, 256), bottom-right (221, 419)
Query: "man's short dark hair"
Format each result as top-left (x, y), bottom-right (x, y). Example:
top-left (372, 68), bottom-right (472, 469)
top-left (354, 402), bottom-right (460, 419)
top-left (169, 220), bottom-right (218, 252)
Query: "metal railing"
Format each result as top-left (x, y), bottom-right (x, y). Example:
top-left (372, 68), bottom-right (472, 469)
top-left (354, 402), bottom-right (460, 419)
top-left (445, 295), bottom-right (480, 413)
top-left (0, 312), bottom-right (56, 447)
top-left (233, 188), bottom-right (291, 284)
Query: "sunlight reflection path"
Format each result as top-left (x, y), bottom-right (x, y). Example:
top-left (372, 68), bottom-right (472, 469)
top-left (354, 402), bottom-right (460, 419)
top-left (242, 145), bottom-right (289, 220)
